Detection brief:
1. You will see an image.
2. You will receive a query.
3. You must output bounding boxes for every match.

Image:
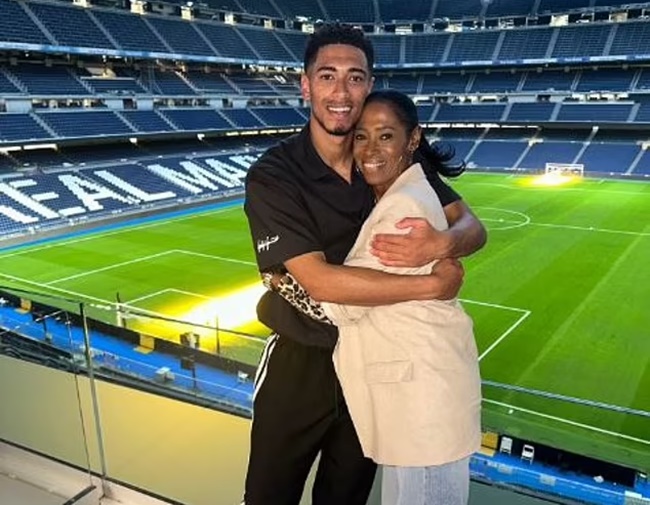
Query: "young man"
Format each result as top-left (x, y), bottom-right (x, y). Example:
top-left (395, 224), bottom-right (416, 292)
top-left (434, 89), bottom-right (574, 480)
top-left (243, 24), bottom-right (486, 505)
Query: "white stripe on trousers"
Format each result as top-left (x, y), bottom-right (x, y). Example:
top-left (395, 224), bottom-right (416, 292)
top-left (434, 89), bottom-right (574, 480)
top-left (252, 333), bottom-right (279, 403)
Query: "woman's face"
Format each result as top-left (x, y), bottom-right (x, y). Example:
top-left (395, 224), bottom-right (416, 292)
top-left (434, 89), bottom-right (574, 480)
top-left (353, 101), bottom-right (419, 198)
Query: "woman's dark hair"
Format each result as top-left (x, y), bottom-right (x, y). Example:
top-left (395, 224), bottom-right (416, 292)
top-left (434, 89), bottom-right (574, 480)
top-left (363, 90), bottom-right (465, 178)
top-left (304, 23), bottom-right (374, 73)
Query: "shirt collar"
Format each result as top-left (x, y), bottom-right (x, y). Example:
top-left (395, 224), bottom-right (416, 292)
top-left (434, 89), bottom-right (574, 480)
top-left (301, 124), bottom-right (355, 182)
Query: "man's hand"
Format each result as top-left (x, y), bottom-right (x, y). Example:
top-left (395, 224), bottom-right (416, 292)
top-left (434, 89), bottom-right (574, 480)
top-left (371, 217), bottom-right (451, 267)
top-left (371, 201), bottom-right (487, 267)
top-left (430, 258), bottom-right (464, 300)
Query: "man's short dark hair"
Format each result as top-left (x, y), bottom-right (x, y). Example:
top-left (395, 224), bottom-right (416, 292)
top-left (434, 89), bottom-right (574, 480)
top-left (303, 23), bottom-right (374, 73)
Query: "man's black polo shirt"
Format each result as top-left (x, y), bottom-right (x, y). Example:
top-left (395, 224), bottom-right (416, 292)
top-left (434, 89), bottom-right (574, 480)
top-left (244, 126), bottom-right (460, 348)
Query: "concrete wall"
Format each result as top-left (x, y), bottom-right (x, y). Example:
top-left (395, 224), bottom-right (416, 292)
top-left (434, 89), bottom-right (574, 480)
top-left (0, 355), bottom-right (382, 505)
top-left (0, 355), bottom-right (249, 504)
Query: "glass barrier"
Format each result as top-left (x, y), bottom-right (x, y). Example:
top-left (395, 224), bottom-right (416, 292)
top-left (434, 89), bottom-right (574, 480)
top-left (0, 289), bottom-right (96, 503)
top-left (1, 285), bottom-right (648, 505)
top-left (481, 381), bottom-right (650, 475)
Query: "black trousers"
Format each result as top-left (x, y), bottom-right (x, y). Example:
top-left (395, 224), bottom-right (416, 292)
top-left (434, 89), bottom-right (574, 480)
top-left (244, 335), bottom-right (377, 505)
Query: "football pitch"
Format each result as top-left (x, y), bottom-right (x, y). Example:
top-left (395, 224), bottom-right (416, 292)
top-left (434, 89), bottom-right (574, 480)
top-left (0, 172), bottom-right (648, 472)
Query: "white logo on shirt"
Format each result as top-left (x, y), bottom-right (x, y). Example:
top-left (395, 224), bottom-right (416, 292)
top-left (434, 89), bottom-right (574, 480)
top-left (257, 235), bottom-right (279, 253)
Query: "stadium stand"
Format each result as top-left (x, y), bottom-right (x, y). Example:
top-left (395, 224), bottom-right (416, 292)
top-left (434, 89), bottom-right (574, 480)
top-left (469, 140), bottom-right (528, 169)
top-left (577, 143), bottom-right (640, 173)
top-left (195, 22), bottom-right (259, 61)
top-left (219, 108), bottom-right (264, 129)
top-left (145, 16), bottom-right (216, 57)
top-left (235, 0), bottom-right (281, 18)
top-left (521, 70), bottom-right (576, 92)
top-left (575, 68), bottom-right (636, 92)
top-left (497, 28), bottom-right (554, 61)
top-left (421, 73), bottom-right (470, 94)
top-left (158, 109), bottom-right (231, 131)
top-left (0, 113), bottom-right (53, 142)
top-left (0, 0), bottom-right (52, 45)
top-left (251, 107), bottom-right (306, 127)
top-left (435, 104), bottom-right (507, 123)
top-left (38, 110), bottom-right (134, 138)
top-left (518, 141), bottom-right (584, 169)
top-left (26, 2), bottom-right (116, 49)
top-left (551, 24), bottom-right (611, 58)
top-left (275, 0), bottom-right (325, 20)
top-left (1, 2), bottom-right (650, 168)
top-left (470, 72), bottom-right (523, 93)
top-left (447, 31), bottom-right (501, 63)
top-left (119, 110), bottom-right (177, 133)
top-left (92, 9), bottom-right (169, 53)
top-left (507, 103), bottom-right (556, 122)
top-left (238, 28), bottom-right (295, 62)
top-left (383, 74), bottom-right (421, 94)
top-left (3, 3), bottom-right (650, 503)
top-left (556, 103), bottom-right (633, 122)
top-left (485, 0), bottom-right (535, 17)
top-left (369, 35), bottom-right (402, 66)
top-left (9, 64), bottom-right (90, 95)
top-left (378, 0), bottom-right (432, 22)
top-left (433, 0), bottom-right (483, 19)
top-left (83, 76), bottom-right (147, 95)
top-left (610, 21), bottom-right (650, 56)
top-left (326, 0), bottom-right (376, 24)
top-left (417, 104), bottom-right (435, 122)
top-left (0, 151), bottom-right (252, 236)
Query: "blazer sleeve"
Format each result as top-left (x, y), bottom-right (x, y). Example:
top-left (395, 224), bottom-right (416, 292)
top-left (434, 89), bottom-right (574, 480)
top-left (322, 193), bottom-right (426, 326)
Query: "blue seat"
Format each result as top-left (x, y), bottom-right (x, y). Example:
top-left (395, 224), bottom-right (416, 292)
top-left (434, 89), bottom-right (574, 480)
top-left (39, 111), bottom-right (134, 138)
top-left (0, 114), bottom-right (52, 142)
top-left (29, 2), bottom-right (115, 49)
top-left (252, 107), bottom-right (306, 127)
top-left (120, 111), bottom-right (176, 133)
top-left (508, 103), bottom-right (555, 122)
top-left (237, 28), bottom-right (294, 63)
top-left (0, 0), bottom-right (50, 45)
top-left (93, 10), bottom-right (168, 53)
top-left (469, 141), bottom-right (527, 169)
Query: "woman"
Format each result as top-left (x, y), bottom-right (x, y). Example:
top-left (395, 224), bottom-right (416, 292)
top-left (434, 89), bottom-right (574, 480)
top-left (266, 90), bottom-right (482, 505)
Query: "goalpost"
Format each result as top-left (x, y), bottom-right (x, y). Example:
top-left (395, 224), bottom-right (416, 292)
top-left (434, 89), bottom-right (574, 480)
top-left (545, 162), bottom-right (585, 177)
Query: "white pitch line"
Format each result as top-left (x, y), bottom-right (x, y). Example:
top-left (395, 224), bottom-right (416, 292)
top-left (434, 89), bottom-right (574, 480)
top-left (459, 299), bottom-right (531, 362)
top-left (165, 288), bottom-right (212, 300)
top-left (174, 249), bottom-right (257, 266)
top-left (128, 288), bottom-right (212, 305)
top-left (475, 206), bottom-right (649, 237)
top-left (479, 310), bottom-right (531, 362)
top-left (484, 398), bottom-right (650, 446)
top-left (481, 218), bottom-right (524, 224)
top-left (46, 251), bottom-right (177, 285)
top-left (530, 221), bottom-right (650, 237)
top-left (0, 271), bottom-right (109, 305)
top-left (126, 289), bottom-right (173, 305)
top-left (0, 205), bottom-right (241, 260)
top-left (460, 298), bottom-right (529, 314)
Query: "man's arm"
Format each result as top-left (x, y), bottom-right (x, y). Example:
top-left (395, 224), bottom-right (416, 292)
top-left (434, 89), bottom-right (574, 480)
top-left (441, 199), bottom-right (487, 257)
top-left (370, 200), bottom-right (487, 267)
top-left (285, 251), bottom-right (463, 305)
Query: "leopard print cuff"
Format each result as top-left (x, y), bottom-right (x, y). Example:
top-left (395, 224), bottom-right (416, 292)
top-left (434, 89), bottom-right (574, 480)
top-left (268, 272), bottom-right (333, 325)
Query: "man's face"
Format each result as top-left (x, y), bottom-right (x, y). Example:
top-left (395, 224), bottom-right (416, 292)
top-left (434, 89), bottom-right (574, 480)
top-left (301, 44), bottom-right (373, 137)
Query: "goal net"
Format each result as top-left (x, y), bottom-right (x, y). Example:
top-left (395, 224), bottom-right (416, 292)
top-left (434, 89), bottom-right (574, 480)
top-left (545, 162), bottom-right (585, 177)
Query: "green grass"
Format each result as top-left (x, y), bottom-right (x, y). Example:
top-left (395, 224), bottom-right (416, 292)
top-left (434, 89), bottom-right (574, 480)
top-left (1, 173), bottom-right (648, 472)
